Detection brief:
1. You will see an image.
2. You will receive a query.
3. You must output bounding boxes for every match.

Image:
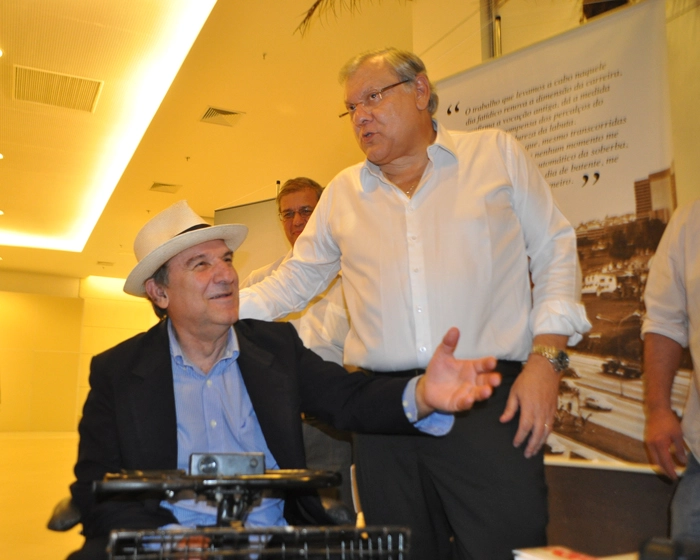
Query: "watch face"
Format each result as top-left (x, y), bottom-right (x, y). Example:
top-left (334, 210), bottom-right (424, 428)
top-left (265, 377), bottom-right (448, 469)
top-left (556, 351), bottom-right (570, 370)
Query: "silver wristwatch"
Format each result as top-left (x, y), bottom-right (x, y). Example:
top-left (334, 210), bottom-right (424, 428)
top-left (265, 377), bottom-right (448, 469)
top-left (530, 345), bottom-right (569, 373)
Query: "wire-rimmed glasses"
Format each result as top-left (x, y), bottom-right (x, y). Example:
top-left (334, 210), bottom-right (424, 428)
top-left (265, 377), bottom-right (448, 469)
top-left (339, 79), bottom-right (412, 118)
top-left (278, 206), bottom-right (314, 222)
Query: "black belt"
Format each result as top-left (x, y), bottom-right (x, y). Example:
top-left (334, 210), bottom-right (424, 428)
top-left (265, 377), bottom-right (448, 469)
top-left (362, 360), bottom-right (522, 379)
top-left (361, 367), bottom-right (425, 378)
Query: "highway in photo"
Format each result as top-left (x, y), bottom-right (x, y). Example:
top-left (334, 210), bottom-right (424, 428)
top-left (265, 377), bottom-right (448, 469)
top-left (546, 353), bottom-right (691, 463)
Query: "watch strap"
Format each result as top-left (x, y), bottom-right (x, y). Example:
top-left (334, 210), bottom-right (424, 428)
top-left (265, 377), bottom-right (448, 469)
top-left (530, 345), bottom-right (569, 373)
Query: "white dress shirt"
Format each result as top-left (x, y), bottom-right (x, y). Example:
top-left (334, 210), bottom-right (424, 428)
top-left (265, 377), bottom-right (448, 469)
top-left (241, 251), bottom-right (350, 365)
top-left (240, 123), bottom-right (590, 370)
top-left (642, 199), bottom-right (700, 458)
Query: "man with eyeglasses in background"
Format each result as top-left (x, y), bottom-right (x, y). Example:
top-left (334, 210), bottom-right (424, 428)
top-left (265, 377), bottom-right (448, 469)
top-left (241, 177), bottom-right (353, 513)
top-left (239, 48), bottom-right (591, 559)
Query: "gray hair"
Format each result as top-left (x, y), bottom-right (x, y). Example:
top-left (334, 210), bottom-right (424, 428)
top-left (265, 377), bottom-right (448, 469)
top-left (276, 177), bottom-right (323, 212)
top-left (339, 48), bottom-right (438, 116)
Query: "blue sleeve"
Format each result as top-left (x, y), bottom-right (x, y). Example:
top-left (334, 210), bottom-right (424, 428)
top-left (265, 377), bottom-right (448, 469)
top-left (402, 376), bottom-right (454, 436)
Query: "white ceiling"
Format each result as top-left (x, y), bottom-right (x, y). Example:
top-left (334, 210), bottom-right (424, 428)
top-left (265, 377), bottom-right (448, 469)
top-left (0, 0), bottom-right (413, 281)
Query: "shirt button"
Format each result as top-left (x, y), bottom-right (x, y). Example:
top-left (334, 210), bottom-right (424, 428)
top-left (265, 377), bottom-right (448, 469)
top-left (210, 420), bottom-right (217, 428)
top-left (206, 380), bottom-right (213, 388)
top-left (419, 346), bottom-right (427, 353)
top-left (417, 307), bottom-right (423, 313)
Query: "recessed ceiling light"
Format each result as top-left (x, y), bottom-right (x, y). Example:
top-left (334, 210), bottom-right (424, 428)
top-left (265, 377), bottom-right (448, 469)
top-left (0, 2), bottom-right (216, 252)
top-left (0, 210), bottom-right (4, 216)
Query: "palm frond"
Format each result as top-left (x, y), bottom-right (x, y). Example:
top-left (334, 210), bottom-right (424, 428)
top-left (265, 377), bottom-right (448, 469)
top-left (295, 0), bottom-right (365, 36)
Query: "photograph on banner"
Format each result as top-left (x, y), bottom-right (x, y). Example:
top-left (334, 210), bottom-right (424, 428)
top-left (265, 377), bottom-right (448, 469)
top-left (437, 0), bottom-right (689, 468)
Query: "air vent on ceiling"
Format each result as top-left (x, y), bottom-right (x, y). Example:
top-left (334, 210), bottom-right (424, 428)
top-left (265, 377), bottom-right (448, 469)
top-left (14, 65), bottom-right (103, 112)
top-left (150, 183), bottom-right (183, 194)
top-left (200, 106), bottom-right (244, 127)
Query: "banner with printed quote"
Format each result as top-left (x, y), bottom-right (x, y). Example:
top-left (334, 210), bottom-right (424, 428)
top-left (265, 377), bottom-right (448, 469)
top-left (437, 0), bottom-right (681, 470)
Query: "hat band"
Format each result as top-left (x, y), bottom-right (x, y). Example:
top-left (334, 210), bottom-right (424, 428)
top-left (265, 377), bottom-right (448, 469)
top-left (177, 223), bottom-right (210, 236)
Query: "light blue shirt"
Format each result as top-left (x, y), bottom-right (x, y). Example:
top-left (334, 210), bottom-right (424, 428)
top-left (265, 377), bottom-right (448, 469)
top-left (160, 320), bottom-right (452, 529)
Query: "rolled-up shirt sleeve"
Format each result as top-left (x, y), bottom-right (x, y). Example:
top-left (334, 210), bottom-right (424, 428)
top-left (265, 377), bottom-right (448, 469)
top-left (642, 207), bottom-right (689, 347)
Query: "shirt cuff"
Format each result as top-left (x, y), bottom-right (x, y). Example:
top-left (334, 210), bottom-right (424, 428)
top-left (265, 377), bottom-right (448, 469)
top-left (531, 299), bottom-right (592, 346)
top-left (402, 376), bottom-right (454, 436)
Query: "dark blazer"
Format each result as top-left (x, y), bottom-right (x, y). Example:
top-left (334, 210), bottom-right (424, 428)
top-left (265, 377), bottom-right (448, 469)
top-left (71, 318), bottom-right (418, 539)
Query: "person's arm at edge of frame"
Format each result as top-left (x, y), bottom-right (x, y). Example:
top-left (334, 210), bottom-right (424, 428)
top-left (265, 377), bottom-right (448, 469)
top-left (644, 332), bottom-right (686, 479)
top-left (641, 201), bottom-right (691, 479)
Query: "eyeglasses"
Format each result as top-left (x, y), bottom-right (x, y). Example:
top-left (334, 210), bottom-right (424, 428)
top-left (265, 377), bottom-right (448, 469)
top-left (278, 206), bottom-right (314, 222)
top-left (339, 79), bottom-right (412, 118)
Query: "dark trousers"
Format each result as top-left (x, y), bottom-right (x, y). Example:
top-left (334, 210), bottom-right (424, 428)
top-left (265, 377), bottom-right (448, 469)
top-left (355, 361), bottom-right (548, 560)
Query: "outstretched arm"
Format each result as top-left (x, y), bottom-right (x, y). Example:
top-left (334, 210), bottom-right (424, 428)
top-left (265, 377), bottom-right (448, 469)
top-left (644, 332), bottom-right (686, 479)
top-left (415, 328), bottom-right (501, 418)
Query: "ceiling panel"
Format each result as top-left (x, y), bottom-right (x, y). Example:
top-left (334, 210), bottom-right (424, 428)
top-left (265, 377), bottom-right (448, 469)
top-left (0, 0), bottom-right (413, 279)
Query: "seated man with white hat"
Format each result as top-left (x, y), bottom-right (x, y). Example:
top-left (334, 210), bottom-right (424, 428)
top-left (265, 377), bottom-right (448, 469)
top-left (66, 200), bottom-right (501, 560)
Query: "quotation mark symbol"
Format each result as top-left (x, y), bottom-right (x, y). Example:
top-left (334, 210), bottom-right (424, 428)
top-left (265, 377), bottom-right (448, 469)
top-left (582, 172), bottom-right (601, 187)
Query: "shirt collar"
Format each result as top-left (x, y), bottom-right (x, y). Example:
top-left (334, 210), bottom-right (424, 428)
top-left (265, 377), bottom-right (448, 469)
top-left (359, 119), bottom-right (458, 191)
top-left (429, 119), bottom-right (458, 159)
top-left (167, 319), bottom-right (240, 371)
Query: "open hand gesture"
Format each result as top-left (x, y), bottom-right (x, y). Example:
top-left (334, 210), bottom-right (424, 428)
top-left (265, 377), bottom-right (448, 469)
top-left (416, 328), bottom-right (501, 417)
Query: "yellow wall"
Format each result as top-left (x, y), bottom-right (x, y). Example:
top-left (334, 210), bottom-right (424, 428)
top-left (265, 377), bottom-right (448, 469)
top-left (0, 274), bottom-right (157, 432)
top-left (0, 291), bottom-right (82, 431)
top-left (666, 1), bottom-right (700, 207)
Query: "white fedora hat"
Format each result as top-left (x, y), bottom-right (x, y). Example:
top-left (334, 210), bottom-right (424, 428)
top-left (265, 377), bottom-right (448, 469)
top-left (124, 200), bottom-right (248, 297)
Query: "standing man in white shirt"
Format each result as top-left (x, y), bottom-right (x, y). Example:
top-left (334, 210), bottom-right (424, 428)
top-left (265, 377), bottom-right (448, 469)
top-left (239, 48), bottom-right (591, 559)
top-left (241, 177), bottom-right (353, 511)
top-left (643, 199), bottom-right (700, 542)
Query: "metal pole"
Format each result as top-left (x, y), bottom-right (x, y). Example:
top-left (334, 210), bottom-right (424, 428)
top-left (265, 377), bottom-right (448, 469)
top-left (493, 14), bottom-right (502, 58)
